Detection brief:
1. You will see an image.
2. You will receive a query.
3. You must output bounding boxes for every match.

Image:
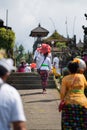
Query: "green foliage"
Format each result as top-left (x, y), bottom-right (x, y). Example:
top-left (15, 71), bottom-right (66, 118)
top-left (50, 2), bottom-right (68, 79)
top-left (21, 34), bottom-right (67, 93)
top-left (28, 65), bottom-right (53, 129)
top-left (51, 30), bottom-right (60, 39)
top-left (0, 28), bottom-right (15, 56)
top-left (15, 44), bottom-right (25, 65)
top-left (44, 30), bottom-right (67, 42)
top-left (14, 44), bottom-right (33, 66)
top-left (56, 42), bottom-right (66, 50)
top-left (19, 44), bottom-right (24, 54)
top-left (25, 51), bottom-right (33, 64)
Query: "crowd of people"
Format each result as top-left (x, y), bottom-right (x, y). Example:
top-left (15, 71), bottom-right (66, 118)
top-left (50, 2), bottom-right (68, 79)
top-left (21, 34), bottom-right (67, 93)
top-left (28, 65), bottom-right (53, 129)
top-left (26, 42), bottom-right (87, 129)
top-left (17, 60), bottom-right (31, 73)
top-left (0, 43), bottom-right (87, 129)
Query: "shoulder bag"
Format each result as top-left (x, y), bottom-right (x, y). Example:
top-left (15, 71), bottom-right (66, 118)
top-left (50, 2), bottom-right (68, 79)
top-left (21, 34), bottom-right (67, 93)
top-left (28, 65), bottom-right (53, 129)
top-left (37, 57), bottom-right (46, 74)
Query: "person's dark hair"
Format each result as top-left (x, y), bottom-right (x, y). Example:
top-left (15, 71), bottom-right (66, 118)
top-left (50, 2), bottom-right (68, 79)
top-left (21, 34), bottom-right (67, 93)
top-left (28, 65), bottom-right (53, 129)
top-left (0, 65), bottom-right (8, 77)
top-left (54, 53), bottom-right (57, 57)
top-left (44, 52), bottom-right (48, 58)
top-left (67, 61), bottom-right (79, 73)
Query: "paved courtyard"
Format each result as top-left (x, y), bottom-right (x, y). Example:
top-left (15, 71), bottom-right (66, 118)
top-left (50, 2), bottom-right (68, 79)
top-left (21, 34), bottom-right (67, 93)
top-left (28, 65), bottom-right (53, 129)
top-left (19, 89), bottom-right (61, 130)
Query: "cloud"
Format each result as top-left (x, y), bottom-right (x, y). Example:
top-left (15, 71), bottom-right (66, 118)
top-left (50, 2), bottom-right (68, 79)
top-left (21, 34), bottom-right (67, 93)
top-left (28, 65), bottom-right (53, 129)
top-left (0, 0), bottom-right (87, 52)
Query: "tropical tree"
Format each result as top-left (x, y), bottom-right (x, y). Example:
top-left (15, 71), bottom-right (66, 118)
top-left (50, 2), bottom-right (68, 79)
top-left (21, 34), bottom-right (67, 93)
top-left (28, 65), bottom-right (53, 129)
top-left (18, 44), bottom-right (24, 55)
top-left (56, 42), bottom-right (67, 50)
top-left (0, 28), bottom-right (15, 57)
top-left (15, 44), bottom-right (25, 66)
top-left (25, 51), bottom-right (33, 64)
top-left (14, 44), bottom-right (33, 66)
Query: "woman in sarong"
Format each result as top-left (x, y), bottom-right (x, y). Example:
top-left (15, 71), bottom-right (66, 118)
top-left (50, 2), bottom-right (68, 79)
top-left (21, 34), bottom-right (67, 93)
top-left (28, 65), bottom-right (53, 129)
top-left (60, 61), bottom-right (87, 129)
top-left (38, 43), bottom-right (52, 94)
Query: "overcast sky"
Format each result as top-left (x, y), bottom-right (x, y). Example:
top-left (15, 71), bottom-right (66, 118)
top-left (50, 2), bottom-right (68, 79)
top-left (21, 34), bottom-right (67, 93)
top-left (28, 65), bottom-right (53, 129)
top-left (0, 0), bottom-right (87, 52)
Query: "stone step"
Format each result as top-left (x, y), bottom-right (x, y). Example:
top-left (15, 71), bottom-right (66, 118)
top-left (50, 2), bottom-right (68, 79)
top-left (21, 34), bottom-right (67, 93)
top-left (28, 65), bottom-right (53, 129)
top-left (7, 79), bottom-right (55, 84)
top-left (7, 76), bottom-right (53, 80)
top-left (9, 84), bottom-right (56, 90)
top-left (10, 72), bottom-right (54, 77)
top-left (7, 72), bottom-right (56, 90)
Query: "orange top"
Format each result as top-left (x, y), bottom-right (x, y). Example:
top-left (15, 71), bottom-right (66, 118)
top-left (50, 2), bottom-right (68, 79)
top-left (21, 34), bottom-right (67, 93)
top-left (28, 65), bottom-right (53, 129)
top-left (60, 73), bottom-right (87, 108)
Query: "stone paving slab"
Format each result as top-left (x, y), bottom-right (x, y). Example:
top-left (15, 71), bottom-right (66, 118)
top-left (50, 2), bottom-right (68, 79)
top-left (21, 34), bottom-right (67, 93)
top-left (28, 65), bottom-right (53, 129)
top-left (19, 89), bottom-right (61, 130)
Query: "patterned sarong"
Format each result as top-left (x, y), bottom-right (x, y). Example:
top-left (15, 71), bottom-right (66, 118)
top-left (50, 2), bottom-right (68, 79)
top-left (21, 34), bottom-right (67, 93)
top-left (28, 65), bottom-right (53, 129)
top-left (62, 104), bottom-right (87, 130)
top-left (40, 70), bottom-right (49, 90)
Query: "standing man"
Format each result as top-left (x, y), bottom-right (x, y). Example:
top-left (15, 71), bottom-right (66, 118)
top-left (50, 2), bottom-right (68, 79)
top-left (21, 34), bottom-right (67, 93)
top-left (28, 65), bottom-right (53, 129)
top-left (33, 44), bottom-right (41, 62)
top-left (53, 53), bottom-right (60, 78)
top-left (0, 58), bottom-right (27, 130)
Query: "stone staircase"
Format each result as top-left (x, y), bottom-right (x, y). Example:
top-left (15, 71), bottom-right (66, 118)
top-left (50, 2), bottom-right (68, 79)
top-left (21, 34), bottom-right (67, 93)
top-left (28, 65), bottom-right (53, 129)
top-left (7, 72), bottom-right (56, 90)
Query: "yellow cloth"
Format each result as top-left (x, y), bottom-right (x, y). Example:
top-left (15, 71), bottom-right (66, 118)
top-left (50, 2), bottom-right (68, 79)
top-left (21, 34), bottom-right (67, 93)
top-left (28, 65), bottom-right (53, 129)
top-left (52, 67), bottom-right (61, 77)
top-left (60, 73), bottom-right (87, 108)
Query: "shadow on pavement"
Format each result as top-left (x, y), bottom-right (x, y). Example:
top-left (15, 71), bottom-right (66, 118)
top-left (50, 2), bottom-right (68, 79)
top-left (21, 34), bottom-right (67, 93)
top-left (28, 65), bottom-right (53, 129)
top-left (25, 99), bottom-right (59, 103)
top-left (21, 92), bottom-right (43, 96)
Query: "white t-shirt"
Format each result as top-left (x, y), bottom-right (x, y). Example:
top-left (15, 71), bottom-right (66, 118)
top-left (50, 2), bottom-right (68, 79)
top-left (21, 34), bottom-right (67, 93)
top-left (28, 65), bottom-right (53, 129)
top-left (48, 53), bottom-right (52, 63)
top-left (33, 50), bottom-right (40, 60)
top-left (36, 53), bottom-right (43, 69)
top-left (37, 55), bottom-right (52, 71)
top-left (53, 57), bottom-right (59, 68)
top-left (25, 66), bottom-right (31, 72)
top-left (0, 78), bottom-right (26, 130)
